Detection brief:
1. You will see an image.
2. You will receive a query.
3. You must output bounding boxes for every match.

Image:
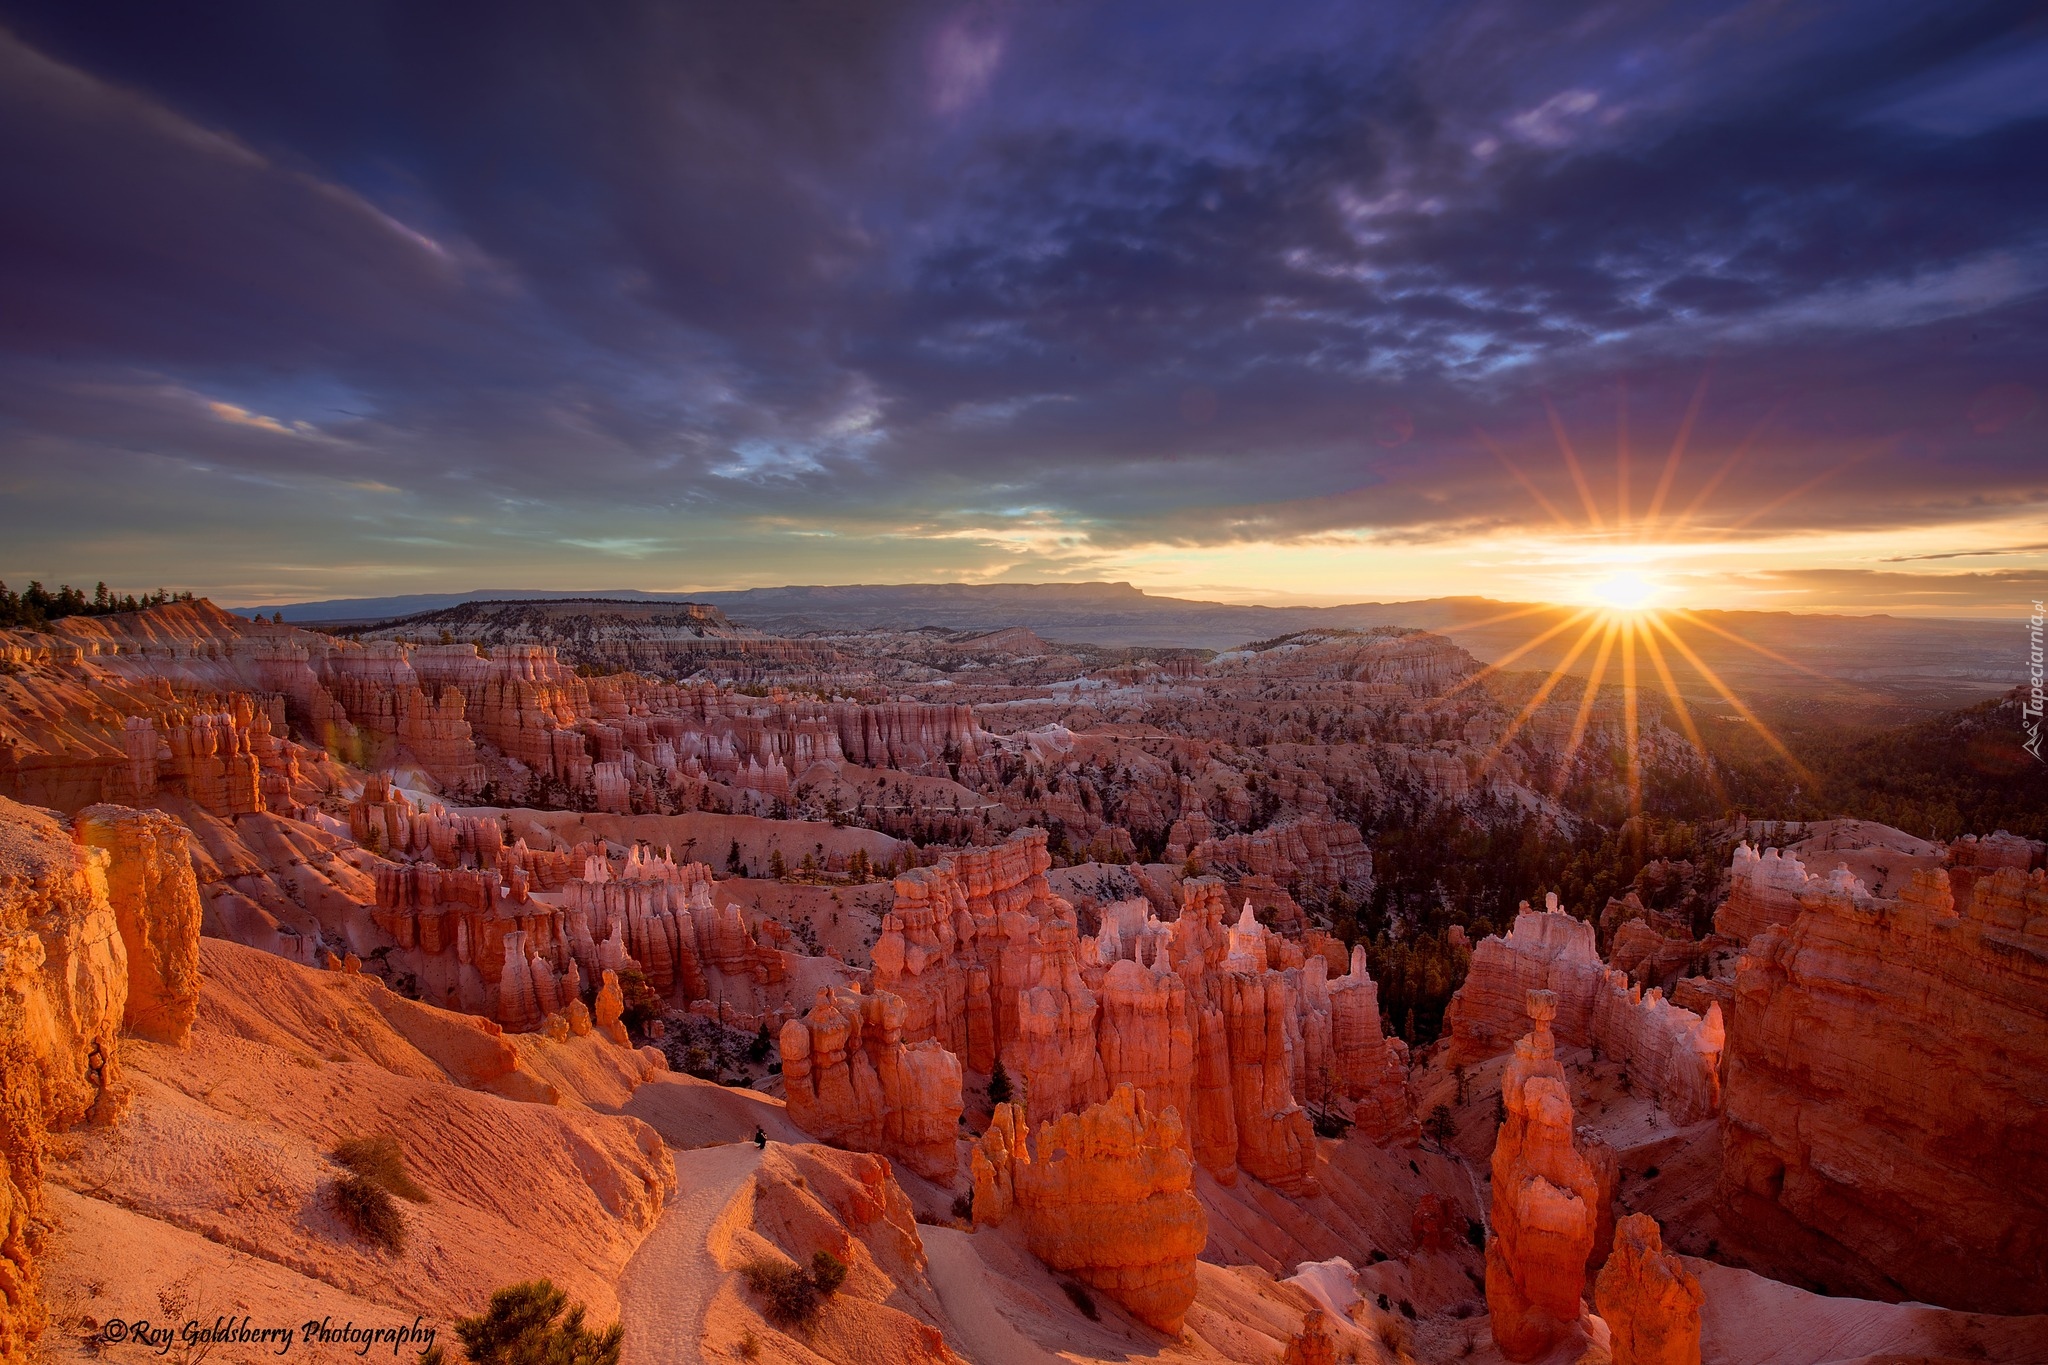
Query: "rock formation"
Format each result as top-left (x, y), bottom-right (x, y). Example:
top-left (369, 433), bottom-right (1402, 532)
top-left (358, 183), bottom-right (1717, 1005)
top-left (839, 832), bottom-right (1406, 1191)
top-left (1326, 943), bottom-right (1414, 1143)
top-left (1721, 862), bottom-right (2048, 1312)
top-left (1445, 895), bottom-right (1723, 1123)
top-left (1281, 1308), bottom-right (1339, 1365)
top-left (972, 1084), bottom-right (1207, 1333)
top-left (1487, 990), bottom-right (1600, 1362)
top-left (0, 796), bottom-right (202, 1364)
top-left (781, 987), bottom-right (964, 1181)
top-left (1177, 817), bottom-right (1373, 902)
top-left (74, 805), bottom-right (203, 1045)
top-left (1594, 1213), bottom-right (1702, 1365)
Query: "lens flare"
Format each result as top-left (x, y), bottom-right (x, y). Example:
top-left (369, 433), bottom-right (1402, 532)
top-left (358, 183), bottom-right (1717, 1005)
top-left (1587, 570), bottom-right (1662, 612)
top-left (1469, 378), bottom-right (1822, 815)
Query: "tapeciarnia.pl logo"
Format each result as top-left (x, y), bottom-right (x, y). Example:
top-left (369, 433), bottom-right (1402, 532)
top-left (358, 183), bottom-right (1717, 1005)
top-left (2026, 599), bottom-right (2044, 763)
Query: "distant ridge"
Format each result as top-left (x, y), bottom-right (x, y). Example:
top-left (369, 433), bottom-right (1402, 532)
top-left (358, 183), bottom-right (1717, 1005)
top-left (229, 581), bottom-right (2014, 709)
top-left (229, 588), bottom-right (713, 623)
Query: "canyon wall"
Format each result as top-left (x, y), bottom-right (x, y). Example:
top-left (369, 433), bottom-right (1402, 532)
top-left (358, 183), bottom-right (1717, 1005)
top-left (780, 986), bottom-right (964, 1181)
top-left (1445, 896), bottom-right (1723, 1124)
top-left (1721, 862), bottom-right (2048, 1313)
top-left (0, 797), bottom-right (203, 1365)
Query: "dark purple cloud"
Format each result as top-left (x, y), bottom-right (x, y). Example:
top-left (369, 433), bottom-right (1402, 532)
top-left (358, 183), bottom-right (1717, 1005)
top-left (0, 0), bottom-right (2043, 602)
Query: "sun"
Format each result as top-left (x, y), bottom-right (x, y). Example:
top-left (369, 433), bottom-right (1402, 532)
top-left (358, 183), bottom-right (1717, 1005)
top-left (1587, 569), bottom-right (1663, 613)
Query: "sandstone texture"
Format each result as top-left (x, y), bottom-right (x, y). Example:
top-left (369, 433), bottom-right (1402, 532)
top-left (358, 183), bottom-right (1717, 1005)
top-left (1594, 1213), bottom-right (1702, 1365)
top-left (75, 804), bottom-right (203, 1045)
top-left (1487, 990), bottom-right (1600, 1362)
top-left (0, 796), bottom-right (209, 1365)
top-left (0, 798), bottom-right (134, 1364)
top-left (846, 831), bottom-right (1410, 1192)
top-left (972, 1083), bottom-right (1208, 1333)
top-left (781, 985), bottom-right (964, 1181)
top-left (1721, 860), bottom-right (2048, 1312)
top-left (1445, 895), bottom-right (1722, 1124)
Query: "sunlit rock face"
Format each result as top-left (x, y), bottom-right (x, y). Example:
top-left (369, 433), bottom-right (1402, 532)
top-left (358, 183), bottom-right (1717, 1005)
top-left (1486, 990), bottom-right (1600, 1363)
top-left (855, 831), bottom-right (1409, 1191)
top-left (75, 804), bottom-right (203, 1046)
top-left (1, 796), bottom-right (205, 1365)
top-left (1721, 862), bottom-right (2048, 1313)
top-left (780, 985), bottom-right (963, 1181)
top-left (971, 1084), bottom-right (1207, 1333)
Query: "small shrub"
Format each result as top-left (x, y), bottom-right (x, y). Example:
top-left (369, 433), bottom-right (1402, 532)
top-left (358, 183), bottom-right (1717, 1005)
top-left (330, 1174), bottom-right (406, 1252)
top-left (1642, 1164), bottom-right (1660, 1179)
top-left (333, 1134), bottom-right (429, 1202)
top-left (1380, 1317), bottom-right (1413, 1356)
top-left (987, 1061), bottom-right (1012, 1106)
top-left (810, 1250), bottom-right (847, 1297)
top-left (1398, 1298), bottom-right (1416, 1320)
top-left (740, 1253), bottom-right (844, 1327)
top-left (950, 1191), bottom-right (974, 1222)
top-left (1465, 1218), bottom-right (1486, 1250)
top-left (453, 1280), bottom-right (622, 1364)
top-left (735, 1331), bottom-right (760, 1359)
top-left (740, 1260), bottom-right (817, 1325)
top-left (1060, 1282), bottom-right (1099, 1321)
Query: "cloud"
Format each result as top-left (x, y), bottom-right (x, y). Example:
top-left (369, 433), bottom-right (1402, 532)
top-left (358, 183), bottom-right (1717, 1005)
top-left (0, 0), bottom-right (2042, 606)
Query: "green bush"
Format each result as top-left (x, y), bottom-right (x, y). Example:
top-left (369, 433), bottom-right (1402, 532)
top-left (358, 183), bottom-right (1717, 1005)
top-left (330, 1173), bottom-right (406, 1253)
top-left (809, 1250), bottom-right (847, 1296)
top-left (449, 1280), bottom-right (622, 1365)
top-left (333, 1134), bottom-right (429, 1203)
top-left (739, 1260), bottom-right (820, 1326)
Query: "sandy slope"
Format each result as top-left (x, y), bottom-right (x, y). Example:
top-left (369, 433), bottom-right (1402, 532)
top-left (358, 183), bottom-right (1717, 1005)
top-left (617, 1142), bottom-right (763, 1365)
top-left (920, 1228), bottom-right (1068, 1365)
top-left (39, 1186), bottom-right (429, 1364)
top-left (1692, 1260), bottom-right (2048, 1365)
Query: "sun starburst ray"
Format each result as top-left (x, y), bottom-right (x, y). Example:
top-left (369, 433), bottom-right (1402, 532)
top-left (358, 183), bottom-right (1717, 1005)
top-left (1643, 366), bottom-right (1712, 531)
top-left (1621, 616), bottom-right (1642, 823)
top-left (1476, 426), bottom-right (1576, 531)
top-left (1715, 443), bottom-right (1878, 538)
top-left (1668, 399), bottom-right (1783, 537)
top-left (1615, 380), bottom-right (1632, 535)
top-left (1445, 607), bottom-right (1599, 698)
top-left (1545, 396), bottom-right (1608, 532)
top-left (1667, 607), bottom-right (1835, 682)
top-left (1481, 616), bottom-right (1609, 772)
top-left (1551, 619), bottom-right (1619, 796)
top-left (1645, 613), bottom-right (1815, 784)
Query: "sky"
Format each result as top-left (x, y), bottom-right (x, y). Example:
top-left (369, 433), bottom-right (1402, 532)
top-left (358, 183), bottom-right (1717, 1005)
top-left (0, 0), bottom-right (2044, 616)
